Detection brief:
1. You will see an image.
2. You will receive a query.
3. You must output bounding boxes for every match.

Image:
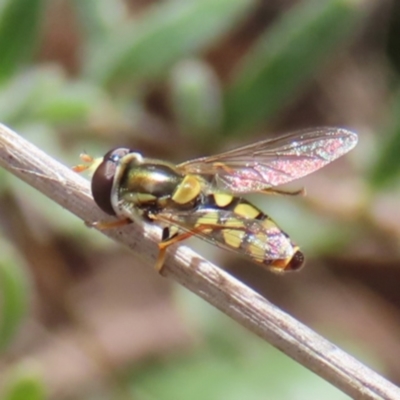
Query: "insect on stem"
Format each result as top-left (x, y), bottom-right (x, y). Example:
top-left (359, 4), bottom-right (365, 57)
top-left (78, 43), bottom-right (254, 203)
top-left (74, 127), bottom-right (357, 273)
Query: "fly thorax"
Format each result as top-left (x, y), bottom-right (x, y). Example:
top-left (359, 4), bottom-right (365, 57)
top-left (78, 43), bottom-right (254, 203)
top-left (117, 162), bottom-right (182, 210)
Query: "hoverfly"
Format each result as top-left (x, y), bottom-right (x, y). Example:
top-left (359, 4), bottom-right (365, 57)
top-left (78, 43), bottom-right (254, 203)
top-left (74, 127), bottom-right (357, 273)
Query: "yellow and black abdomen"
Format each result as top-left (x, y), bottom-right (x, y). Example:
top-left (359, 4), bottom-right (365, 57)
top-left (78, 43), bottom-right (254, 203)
top-left (208, 194), bottom-right (304, 272)
top-left (161, 192), bottom-right (304, 273)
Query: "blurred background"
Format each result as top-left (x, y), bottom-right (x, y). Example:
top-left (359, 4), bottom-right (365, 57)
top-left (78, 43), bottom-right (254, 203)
top-left (0, 0), bottom-right (399, 399)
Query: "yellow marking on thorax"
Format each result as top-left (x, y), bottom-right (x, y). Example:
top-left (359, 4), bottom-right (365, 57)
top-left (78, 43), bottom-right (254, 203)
top-left (234, 203), bottom-right (261, 219)
top-left (213, 193), bottom-right (233, 207)
top-left (172, 175), bottom-right (201, 205)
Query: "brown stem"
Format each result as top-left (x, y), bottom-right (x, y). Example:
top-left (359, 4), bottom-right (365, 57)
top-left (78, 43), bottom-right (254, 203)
top-left (0, 123), bottom-right (398, 400)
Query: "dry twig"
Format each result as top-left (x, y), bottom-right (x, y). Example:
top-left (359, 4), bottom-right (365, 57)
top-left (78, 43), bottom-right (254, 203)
top-left (0, 123), bottom-right (398, 400)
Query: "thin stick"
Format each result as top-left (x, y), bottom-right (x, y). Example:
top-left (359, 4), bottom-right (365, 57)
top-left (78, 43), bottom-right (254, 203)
top-left (0, 123), bottom-right (398, 400)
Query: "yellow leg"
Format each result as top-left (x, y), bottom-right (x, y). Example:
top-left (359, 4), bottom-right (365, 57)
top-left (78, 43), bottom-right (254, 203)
top-left (154, 222), bottom-right (242, 273)
top-left (155, 231), bottom-right (196, 273)
top-left (151, 212), bottom-right (249, 273)
top-left (72, 153), bottom-right (95, 173)
top-left (155, 246), bottom-right (168, 273)
top-left (72, 164), bottom-right (90, 173)
top-left (213, 162), bottom-right (235, 174)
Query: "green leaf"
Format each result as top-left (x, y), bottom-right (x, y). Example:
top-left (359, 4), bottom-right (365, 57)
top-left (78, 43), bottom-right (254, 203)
top-left (32, 81), bottom-right (108, 124)
top-left (0, 243), bottom-right (29, 352)
top-left (0, 67), bottom-right (70, 124)
top-left (3, 365), bottom-right (46, 400)
top-left (170, 59), bottom-right (223, 139)
top-left (85, 0), bottom-right (256, 86)
top-left (369, 92), bottom-right (400, 189)
top-left (72, 0), bottom-right (128, 50)
top-left (0, 67), bottom-right (107, 125)
top-left (0, 0), bottom-right (46, 85)
top-left (224, 0), bottom-right (370, 135)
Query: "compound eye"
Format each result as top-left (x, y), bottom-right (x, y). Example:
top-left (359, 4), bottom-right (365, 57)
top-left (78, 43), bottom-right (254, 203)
top-left (91, 148), bottom-right (130, 215)
top-left (103, 147), bottom-right (131, 163)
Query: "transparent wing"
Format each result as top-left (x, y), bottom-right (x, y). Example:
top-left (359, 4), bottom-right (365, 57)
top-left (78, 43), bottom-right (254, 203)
top-left (177, 127), bottom-right (358, 193)
top-left (155, 208), bottom-right (297, 262)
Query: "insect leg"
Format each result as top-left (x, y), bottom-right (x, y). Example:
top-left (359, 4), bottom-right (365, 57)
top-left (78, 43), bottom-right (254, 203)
top-left (72, 153), bottom-right (95, 172)
top-left (213, 162), bottom-right (235, 174)
top-left (260, 187), bottom-right (306, 196)
top-left (155, 230), bottom-right (198, 273)
top-left (154, 221), bottom-right (244, 273)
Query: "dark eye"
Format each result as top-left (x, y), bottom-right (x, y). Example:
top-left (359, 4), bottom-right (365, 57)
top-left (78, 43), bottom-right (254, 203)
top-left (91, 147), bottom-right (131, 215)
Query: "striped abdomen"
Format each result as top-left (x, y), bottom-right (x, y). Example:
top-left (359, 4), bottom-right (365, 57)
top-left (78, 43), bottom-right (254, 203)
top-left (160, 193), bottom-right (304, 272)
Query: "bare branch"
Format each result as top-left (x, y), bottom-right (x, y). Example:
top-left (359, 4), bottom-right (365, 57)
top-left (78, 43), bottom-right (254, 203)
top-left (0, 123), bottom-right (398, 400)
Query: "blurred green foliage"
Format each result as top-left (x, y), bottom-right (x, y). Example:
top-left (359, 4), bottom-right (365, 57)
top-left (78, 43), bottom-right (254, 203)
top-left (82, 0), bottom-right (256, 86)
top-left (0, 0), bottom-right (372, 139)
top-left (369, 91), bottom-right (400, 189)
top-left (170, 59), bottom-right (223, 138)
top-left (0, 0), bottom-right (397, 399)
top-left (224, 0), bottom-right (368, 134)
top-left (0, 243), bottom-right (29, 352)
top-left (129, 292), bottom-right (351, 400)
top-left (0, 0), bottom-right (45, 84)
top-left (2, 364), bottom-right (46, 400)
